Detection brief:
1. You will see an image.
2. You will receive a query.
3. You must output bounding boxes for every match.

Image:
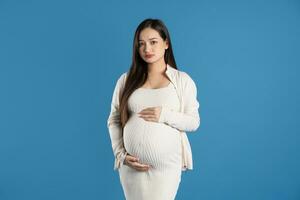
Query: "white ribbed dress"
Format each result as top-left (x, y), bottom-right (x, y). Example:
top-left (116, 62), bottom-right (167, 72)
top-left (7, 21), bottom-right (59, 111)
top-left (118, 81), bottom-right (182, 200)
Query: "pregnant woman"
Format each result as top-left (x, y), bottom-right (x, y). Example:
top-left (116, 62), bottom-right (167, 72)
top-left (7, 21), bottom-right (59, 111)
top-left (107, 18), bottom-right (200, 200)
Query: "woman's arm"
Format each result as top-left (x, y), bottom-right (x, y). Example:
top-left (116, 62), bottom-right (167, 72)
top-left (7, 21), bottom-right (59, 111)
top-left (107, 73), bottom-right (128, 170)
top-left (158, 72), bottom-right (200, 132)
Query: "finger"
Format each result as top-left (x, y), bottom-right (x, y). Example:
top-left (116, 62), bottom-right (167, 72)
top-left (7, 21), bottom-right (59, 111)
top-left (141, 107), bottom-right (156, 111)
top-left (140, 116), bottom-right (157, 122)
top-left (143, 118), bottom-right (157, 122)
top-left (132, 164), bottom-right (150, 171)
top-left (127, 155), bottom-right (139, 162)
top-left (132, 162), bottom-right (150, 168)
top-left (139, 112), bottom-right (157, 116)
top-left (135, 167), bottom-right (150, 171)
top-left (139, 113), bottom-right (156, 118)
top-left (127, 160), bottom-right (139, 167)
top-left (139, 110), bottom-right (154, 115)
top-left (127, 160), bottom-right (151, 171)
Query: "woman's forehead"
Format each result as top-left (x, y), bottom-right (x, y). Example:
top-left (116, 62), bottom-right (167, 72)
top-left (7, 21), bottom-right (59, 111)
top-left (139, 28), bottom-right (161, 41)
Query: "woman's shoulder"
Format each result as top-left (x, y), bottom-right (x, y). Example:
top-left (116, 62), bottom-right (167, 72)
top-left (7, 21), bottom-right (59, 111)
top-left (172, 68), bottom-right (198, 94)
top-left (175, 67), bottom-right (196, 84)
top-left (116, 71), bottom-right (128, 83)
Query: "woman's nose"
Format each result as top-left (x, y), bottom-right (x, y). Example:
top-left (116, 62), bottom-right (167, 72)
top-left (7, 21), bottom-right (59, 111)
top-left (144, 44), bottom-right (151, 52)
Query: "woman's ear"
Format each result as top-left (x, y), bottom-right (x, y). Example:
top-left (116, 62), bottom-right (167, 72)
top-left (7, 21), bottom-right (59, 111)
top-left (165, 40), bottom-right (169, 50)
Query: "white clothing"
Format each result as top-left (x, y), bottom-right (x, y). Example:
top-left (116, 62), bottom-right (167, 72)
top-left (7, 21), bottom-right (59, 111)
top-left (107, 64), bottom-right (200, 171)
top-left (119, 82), bottom-right (182, 200)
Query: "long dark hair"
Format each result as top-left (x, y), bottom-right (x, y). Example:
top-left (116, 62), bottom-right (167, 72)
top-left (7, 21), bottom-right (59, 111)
top-left (119, 18), bottom-right (177, 129)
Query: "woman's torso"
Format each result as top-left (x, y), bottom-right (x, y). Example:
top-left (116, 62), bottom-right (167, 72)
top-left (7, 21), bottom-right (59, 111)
top-left (123, 82), bottom-right (182, 170)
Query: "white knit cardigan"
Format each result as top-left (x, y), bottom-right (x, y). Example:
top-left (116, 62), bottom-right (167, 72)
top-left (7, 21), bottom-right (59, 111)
top-left (107, 64), bottom-right (200, 171)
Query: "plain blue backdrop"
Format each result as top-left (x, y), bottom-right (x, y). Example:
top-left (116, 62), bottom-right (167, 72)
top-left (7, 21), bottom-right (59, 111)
top-left (0, 0), bottom-right (299, 199)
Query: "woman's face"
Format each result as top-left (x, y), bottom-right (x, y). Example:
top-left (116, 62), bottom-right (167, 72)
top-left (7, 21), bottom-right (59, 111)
top-left (138, 27), bottom-right (169, 64)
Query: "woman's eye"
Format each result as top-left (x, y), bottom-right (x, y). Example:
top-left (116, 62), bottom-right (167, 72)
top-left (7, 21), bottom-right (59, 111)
top-left (138, 41), bottom-right (156, 47)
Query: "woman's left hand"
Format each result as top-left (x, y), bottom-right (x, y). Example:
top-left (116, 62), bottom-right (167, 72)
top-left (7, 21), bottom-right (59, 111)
top-left (138, 106), bottom-right (162, 122)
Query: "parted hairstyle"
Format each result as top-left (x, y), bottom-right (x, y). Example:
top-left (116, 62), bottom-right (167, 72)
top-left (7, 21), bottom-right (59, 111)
top-left (119, 18), bottom-right (178, 130)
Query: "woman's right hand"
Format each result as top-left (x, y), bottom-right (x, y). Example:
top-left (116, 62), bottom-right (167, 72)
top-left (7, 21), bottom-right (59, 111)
top-left (124, 154), bottom-right (150, 171)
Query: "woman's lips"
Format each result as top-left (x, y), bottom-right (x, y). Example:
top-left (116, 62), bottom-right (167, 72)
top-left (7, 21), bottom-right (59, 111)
top-left (145, 54), bottom-right (154, 58)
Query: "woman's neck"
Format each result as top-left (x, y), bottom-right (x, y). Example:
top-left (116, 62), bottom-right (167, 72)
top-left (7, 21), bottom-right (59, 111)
top-left (147, 60), bottom-right (167, 76)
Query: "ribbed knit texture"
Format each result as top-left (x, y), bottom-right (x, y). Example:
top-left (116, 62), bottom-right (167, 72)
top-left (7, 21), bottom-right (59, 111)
top-left (119, 82), bottom-right (182, 200)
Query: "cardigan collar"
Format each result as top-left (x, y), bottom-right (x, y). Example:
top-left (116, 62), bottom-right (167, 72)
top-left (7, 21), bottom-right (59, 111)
top-left (165, 63), bottom-right (179, 88)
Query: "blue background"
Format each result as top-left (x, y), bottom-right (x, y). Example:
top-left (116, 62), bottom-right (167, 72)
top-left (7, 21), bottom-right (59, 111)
top-left (0, 0), bottom-right (299, 199)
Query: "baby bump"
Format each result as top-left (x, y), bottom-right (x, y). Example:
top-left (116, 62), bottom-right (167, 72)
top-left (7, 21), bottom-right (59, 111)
top-left (123, 113), bottom-right (181, 169)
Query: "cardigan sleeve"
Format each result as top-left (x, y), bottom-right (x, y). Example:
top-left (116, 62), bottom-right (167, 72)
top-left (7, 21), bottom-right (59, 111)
top-left (158, 72), bottom-right (200, 132)
top-left (107, 72), bottom-right (128, 170)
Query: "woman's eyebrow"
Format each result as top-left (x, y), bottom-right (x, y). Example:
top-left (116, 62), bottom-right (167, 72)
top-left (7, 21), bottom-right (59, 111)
top-left (138, 37), bottom-right (158, 41)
